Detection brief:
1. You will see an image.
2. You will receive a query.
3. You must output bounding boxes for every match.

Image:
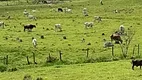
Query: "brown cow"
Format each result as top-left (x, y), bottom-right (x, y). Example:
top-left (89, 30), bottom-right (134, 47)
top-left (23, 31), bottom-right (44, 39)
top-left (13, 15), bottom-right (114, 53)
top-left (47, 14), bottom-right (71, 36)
top-left (110, 32), bottom-right (123, 44)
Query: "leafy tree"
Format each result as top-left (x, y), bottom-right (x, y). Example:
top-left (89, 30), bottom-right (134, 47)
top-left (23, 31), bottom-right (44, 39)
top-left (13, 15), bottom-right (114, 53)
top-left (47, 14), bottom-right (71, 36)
top-left (119, 26), bottom-right (135, 58)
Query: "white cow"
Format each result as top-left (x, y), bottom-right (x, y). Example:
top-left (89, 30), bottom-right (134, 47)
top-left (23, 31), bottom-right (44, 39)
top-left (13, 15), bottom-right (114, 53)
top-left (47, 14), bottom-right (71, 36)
top-left (32, 10), bottom-right (36, 13)
top-left (27, 13), bottom-right (37, 20)
top-left (0, 21), bottom-right (4, 28)
top-left (64, 8), bottom-right (72, 13)
top-left (84, 22), bottom-right (94, 28)
top-left (23, 9), bottom-right (29, 16)
top-left (103, 39), bottom-right (114, 48)
top-left (119, 25), bottom-right (125, 34)
top-left (94, 16), bottom-right (102, 22)
top-left (32, 37), bottom-right (37, 48)
top-left (55, 24), bottom-right (62, 32)
top-left (83, 8), bottom-right (88, 16)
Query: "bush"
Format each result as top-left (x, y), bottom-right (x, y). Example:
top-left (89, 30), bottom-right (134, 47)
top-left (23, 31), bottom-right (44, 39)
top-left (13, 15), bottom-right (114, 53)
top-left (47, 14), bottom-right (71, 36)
top-left (8, 67), bottom-right (18, 72)
top-left (0, 64), bottom-right (7, 72)
top-left (23, 74), bottom-right (32, 80)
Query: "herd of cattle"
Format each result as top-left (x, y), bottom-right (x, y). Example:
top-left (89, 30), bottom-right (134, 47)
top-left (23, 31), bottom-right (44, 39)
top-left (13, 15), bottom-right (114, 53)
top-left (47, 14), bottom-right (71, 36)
top-left (0, 6), bottom-right (126, 49)
top-left (0, 1), bottom-right (141, 70)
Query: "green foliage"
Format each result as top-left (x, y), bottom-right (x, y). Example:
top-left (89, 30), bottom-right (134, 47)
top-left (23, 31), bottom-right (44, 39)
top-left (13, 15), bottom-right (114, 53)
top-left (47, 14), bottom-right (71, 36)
top-left (0, 64), bottom-right (7, 72)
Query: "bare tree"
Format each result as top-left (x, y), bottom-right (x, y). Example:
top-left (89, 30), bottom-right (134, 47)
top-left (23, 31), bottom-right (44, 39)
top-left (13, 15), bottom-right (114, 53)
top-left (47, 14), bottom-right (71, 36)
top-left (119, 26), bottom-right (135, 58)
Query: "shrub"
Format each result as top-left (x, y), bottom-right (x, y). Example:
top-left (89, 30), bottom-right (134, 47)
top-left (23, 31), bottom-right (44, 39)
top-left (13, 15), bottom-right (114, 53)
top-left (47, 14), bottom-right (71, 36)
top-left (23, 74), bottom-right (32, 80)
top-left (0, 64), bottom-right (7, 72)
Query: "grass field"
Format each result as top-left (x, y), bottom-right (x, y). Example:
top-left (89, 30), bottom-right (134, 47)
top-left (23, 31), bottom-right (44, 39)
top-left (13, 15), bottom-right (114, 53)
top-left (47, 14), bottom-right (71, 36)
top-left (0, 60), bottom-right (142, 80)
top-left (0, 0), bottom-right (142, 79)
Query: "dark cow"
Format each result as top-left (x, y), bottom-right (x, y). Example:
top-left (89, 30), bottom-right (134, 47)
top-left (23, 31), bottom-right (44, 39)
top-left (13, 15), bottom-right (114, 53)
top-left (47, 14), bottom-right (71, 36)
top-left (132, 60), bottom-right (142, 70)
top-left (110, 33), bottom-right (123, 44)
top-left (58, 8), bottom-right (63, 12)
top-left (24, 24), bottom-right (36, 32)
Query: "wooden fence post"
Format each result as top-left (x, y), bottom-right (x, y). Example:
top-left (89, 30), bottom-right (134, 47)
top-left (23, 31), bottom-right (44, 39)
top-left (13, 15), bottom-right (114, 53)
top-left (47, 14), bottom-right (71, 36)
top-left (5, 55), bottom-right (8, 65)
top-left (26, 56), bottom-right (30, 65)
top-left (59, 50), bottom-right (62, 61)
top-left (112, 46), bottom-right (114, 57)
top-left (86, 48), bottom-right (89, 58)
top-left (33, 52), bottom-right (37, 64)
top-left (3, 55), bottom-right (8, 65)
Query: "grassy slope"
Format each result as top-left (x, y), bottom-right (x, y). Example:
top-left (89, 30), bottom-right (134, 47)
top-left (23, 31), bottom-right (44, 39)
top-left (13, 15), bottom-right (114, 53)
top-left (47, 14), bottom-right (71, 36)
top-left (0, 0), bottom-right (142, 79)
top-left (0, 60), bottom-right (142, 80)
top-left (0, 0), bottom-right (141, 64)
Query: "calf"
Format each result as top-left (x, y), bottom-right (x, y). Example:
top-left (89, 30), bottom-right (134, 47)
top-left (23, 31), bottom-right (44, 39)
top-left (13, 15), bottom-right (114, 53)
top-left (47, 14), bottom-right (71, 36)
top-left (132, 60), bottom-right (142, 70)
top-left (0, 21), bottom-right (4, 28)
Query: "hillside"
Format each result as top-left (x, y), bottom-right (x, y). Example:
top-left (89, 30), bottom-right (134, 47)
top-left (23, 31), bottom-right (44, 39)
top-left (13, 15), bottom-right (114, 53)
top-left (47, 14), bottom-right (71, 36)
top-left (0, 60), bottom-right (142, 80)
top-left (0, 0), bottom-right (142, 78)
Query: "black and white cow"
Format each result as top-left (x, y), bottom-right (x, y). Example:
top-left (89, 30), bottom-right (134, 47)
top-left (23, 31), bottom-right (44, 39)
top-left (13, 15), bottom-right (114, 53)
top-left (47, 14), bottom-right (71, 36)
top-left (84, 22), bottom-right (94, 28)
top-left (132, 60), bottom-right (142, 70)
top-left (55, 24), bottom-right (62, 32)
top-left (24, 24), bottom-right (36, 32)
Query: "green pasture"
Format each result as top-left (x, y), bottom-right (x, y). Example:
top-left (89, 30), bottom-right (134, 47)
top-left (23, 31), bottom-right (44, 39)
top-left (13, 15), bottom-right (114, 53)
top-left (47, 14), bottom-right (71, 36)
top-left (0, 60), bottom-right (142, 80)
top-left (0, 0), bottom-right (142, 76)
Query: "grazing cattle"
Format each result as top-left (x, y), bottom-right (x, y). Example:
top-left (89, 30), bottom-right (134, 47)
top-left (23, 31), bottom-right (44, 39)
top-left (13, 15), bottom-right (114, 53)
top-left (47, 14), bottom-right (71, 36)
top-left (102, 33), bottom-right (105, 35)
top-left (94, 16), bottom-right (102, 22)
top-left (100, 0), bottom-right (103, 5)
top-left (132, 60), bottom-right (142, 70)
top-left (27, 14), bottom-right (37, 20)
top-left (64, 8), bottom-right (72, 13)
top-left (41, 35), bottom-right (44, 39)
top-left (23, 9), bottom-right (29, 16)
top-left (32, 9), bottom-right (36, 13)
top-left (0, 21), bottom-right (4, 28)
top-left (119, 25), bottom-right (125, 34)
top-left (83, 8), bottom-right (88, 16)
top-left (58, 8), bottom-right (63, 12)
top-left (24, 24), bottom-right (36, 32)
top-left (82, 38), bottom-right (85, 42)
top-left (55, 24), bottom-right (62, 32)
top-left (83, 11), bottom-right (88, 16)
top-left (114, 9), bottom-right (119, 13)
top-left (63, 36), bottom-right (67, 39)
top-left (32, 37), bottom-right (37, 48)
top-left (103, 39), bottom-right (114, 48)
top-left (84, 22), bottom-right (94, 28)
top-left (110, 32), bottom-right (123, 44)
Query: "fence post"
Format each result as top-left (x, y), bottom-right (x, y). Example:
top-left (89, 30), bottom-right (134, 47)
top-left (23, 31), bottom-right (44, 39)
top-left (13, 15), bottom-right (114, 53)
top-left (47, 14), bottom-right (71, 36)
top-left (5, 55), bottom-right (8, 65)
top-left (59, 50), bottom-right (62, 61)
top-left (111, 46), bottom-right (114, 57)
top-left (33, 52), bottom-right (37, 64)
top-left (86, 48), bottom-right (89, 58)
top-left (26, 56), bottom-right (30, 65)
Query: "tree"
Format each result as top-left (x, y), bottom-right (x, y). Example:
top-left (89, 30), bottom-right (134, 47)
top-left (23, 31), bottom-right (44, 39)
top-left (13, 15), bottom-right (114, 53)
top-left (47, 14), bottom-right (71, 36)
top-left (119, 26), bottom-right (135, 58)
